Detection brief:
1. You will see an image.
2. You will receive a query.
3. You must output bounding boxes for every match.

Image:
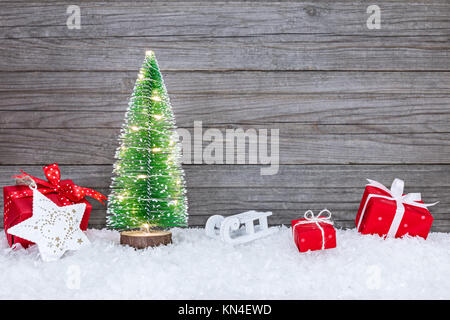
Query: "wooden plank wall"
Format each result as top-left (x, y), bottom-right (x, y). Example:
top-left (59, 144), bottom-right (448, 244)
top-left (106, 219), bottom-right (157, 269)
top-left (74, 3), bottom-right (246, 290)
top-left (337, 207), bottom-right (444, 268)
top-left (0, 1), bottom-right (449, 231)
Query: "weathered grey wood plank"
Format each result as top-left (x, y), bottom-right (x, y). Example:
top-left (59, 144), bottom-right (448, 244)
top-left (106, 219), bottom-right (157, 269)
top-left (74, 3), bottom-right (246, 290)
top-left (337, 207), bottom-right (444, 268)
top-left (2, 190), bottom-right (448, 224)
top-left (0, 111), bottom-right (124, 129)
top-left (2, 71), bottom-right (448, 96)
top-left (1, 164), bottom-right (449, 189)
top-left (1, 72), bottom-right (449, 129)
top-left (1, 126), bottom-right (450, 165)
top-left (1, 1), bottom-right (448, 36)
top-left (1, 110), bottom-right (450, 135)
top-left (2, 192), bottom-right (449, 228)
top-left (0, 164), bottom-right (448, 228)
top-left (1, 163), bottom-right (447, 188)
top-left (0, 128), bottom-right (117, 165)
top-left (0, 2), bottom-right (448, 71)
top-left (191, 164), bottom-right (450, 189)
top-left (1, 184), bottom-right (448, 217)
top-left (184, 187), bottom-right (447, 214)
top-left (1, 97), bottom-right (450, 128)
top-left (1, 35), bottom-right (448, 72)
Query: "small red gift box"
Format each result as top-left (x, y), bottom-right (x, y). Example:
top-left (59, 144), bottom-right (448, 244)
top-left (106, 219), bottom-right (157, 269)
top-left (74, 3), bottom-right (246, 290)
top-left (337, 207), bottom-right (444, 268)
top-left (3, 163), bottom-right (106, 248)
top-left (292, 210), bottom-right (336, 252)
top-left (355, 179), bottom-right (436, 239)
top-left (3, 181), bottom-right (91, 248)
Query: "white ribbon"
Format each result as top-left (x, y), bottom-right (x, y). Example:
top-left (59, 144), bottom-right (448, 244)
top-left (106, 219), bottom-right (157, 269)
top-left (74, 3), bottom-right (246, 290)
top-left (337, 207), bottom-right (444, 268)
top-left (293, 209), bottom-right (334, 250)
top-left (356, 178), bottom-right (438, 238)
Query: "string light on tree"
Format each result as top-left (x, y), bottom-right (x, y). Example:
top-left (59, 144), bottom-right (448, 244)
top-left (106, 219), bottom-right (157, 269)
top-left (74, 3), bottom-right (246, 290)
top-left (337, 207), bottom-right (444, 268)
top-left (107, 50), bottom-right (188, 248)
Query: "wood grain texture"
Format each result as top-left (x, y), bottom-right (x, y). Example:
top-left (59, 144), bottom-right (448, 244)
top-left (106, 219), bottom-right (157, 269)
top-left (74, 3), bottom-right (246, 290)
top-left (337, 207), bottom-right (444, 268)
top-left (2, 71), bottom-right (449, 96)
top-left (3, 0), bottom-right (448, 35)
top-left (0, 1), bottom-right (449, 231)
top-left (1, 71), bottom-right (449, 128)
top-left (2, 111), bottom-right (450, 133)
top-left (1, 164), bottom-right (449, 190)
top-left (1, 35), bottom-right (448, 72)
top-left (0, 1), bottom-right (448, 71)
top-left (1, 97), bottom-right (450, 128)
top-left (1, 125), bottom-right (450, 165)
top-left (120, 230), bottom-right (172, 249)
top-left (0, 165), bottom-right (449, 229)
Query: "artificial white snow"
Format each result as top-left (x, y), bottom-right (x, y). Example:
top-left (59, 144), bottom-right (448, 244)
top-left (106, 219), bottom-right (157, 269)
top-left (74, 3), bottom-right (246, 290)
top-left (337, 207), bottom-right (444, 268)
top-left (0, 227), bottom-right (449, 299)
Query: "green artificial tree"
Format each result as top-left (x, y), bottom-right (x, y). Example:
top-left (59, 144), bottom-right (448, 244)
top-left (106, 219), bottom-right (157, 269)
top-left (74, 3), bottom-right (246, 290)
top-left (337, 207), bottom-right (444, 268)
top-left (107, 51), bottom-right (188, 232)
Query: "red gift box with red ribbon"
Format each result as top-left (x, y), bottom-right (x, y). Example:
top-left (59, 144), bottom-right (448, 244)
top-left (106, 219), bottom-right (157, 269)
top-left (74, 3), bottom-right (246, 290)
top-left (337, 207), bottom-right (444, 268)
top-left (292, 210), bottom-right (336, 252)
top-left (3, 163), bottom-right (106, 248)
top-left (355, 178), bottom-right (436, 239)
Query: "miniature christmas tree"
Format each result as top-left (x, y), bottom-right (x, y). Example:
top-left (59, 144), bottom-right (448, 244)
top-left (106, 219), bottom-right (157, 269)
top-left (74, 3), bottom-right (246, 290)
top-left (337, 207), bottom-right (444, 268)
top-left (107, 51), bottom-right (188, 232)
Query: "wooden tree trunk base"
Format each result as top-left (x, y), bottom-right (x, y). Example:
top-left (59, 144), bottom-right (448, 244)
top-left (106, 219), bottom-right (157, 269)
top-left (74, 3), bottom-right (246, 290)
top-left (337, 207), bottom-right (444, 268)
top-left (120, 230), bottom-right (172, 249)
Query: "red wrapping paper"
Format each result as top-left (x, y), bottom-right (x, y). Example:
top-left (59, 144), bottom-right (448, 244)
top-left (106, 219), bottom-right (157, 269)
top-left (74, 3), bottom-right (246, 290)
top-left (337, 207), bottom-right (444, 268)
top-left (3, 163), bottom-right (106, 248)
top-left (292, 214), bottom-right (336, 252)
top-left (3, 180), bottom-right (92, 248)
top-left (355, 179), bottom-right (434, 239)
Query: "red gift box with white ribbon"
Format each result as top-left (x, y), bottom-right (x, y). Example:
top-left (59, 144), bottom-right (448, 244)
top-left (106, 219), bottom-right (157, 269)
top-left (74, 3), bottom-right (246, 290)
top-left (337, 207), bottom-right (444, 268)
top-left (292, 209), bottom-right (337, 252)
top-left (355, 178), bottom-right (437, 239)
top-left (3, 163), bottom-right (106, 248)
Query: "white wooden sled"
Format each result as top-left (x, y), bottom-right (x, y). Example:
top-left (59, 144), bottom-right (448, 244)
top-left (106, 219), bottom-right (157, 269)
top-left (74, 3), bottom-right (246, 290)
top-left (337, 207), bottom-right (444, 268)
top-left (205, 210), bottom-right (278, 244)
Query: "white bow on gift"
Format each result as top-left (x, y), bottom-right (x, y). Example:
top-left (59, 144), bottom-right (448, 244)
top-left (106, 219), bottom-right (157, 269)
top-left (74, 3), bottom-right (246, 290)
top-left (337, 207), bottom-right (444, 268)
top-left (356, 178), bottom-right (438, 238)
top-left (293, 209), bottom-right (333, 250)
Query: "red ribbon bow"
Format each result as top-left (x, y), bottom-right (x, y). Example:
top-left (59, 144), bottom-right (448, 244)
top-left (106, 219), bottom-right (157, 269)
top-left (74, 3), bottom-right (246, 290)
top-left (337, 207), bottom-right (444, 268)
top-left (12, 163), bottom-right (106, 206)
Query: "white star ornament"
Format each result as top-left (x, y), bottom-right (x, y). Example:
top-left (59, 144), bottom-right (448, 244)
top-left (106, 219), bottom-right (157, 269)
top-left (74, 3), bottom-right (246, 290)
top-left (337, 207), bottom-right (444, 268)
top-left (7, 187), bottom-right (90, 262)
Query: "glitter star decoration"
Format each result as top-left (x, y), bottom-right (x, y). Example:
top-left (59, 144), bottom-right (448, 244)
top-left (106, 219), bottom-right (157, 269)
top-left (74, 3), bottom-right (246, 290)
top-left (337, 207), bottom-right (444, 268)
top-left (7, 188), bottom-right (90, 261)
